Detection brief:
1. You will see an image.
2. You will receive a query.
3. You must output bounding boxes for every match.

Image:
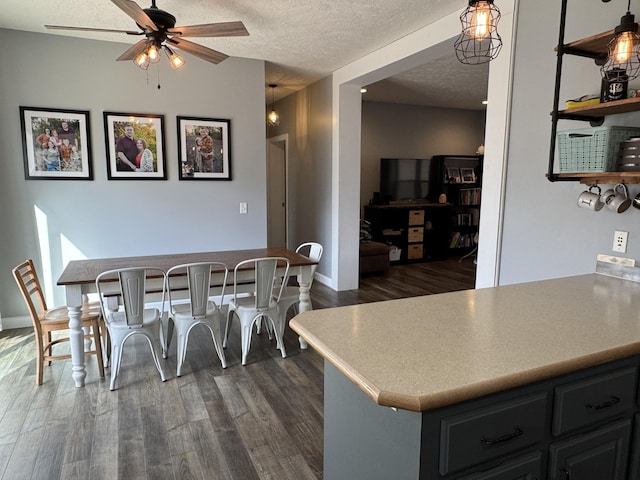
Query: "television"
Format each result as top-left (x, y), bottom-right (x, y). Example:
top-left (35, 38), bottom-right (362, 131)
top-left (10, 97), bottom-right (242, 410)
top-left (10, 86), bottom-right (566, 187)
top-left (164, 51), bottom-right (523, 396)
top-left (379, 158), bottom-right (433, 202)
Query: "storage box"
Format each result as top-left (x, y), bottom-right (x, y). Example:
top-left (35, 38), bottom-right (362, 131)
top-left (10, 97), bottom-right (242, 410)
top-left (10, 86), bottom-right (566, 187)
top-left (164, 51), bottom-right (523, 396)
top-left (408, 209), bottom-right (425, 225)
top-left (408, 227), bottom-right (424, 243)
top-left (557, 126), bottom-right (640, 172)
top-left (407, 244), bottom-right (423, 260)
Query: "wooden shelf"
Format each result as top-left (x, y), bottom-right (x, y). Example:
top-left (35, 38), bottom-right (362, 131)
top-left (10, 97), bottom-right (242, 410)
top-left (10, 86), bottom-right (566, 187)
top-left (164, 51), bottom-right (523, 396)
top-left (548, 9), bottom-right (640, 184)
top-left (548, 172), bottom-right (640, 185)
top-left (559, 97), bottom-right (640, 118)
top-left (561, 27), bottom-right (616, 58)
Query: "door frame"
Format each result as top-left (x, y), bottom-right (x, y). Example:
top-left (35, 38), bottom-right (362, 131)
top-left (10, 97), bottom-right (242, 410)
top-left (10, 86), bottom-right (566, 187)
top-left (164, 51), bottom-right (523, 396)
top-left (267, 133), bottom-right (289, 248)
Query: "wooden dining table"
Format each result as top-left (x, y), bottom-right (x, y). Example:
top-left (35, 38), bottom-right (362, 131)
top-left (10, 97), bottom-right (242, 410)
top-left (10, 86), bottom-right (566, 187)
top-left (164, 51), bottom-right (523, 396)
top-left (57, 248), bottom-right (319, 387)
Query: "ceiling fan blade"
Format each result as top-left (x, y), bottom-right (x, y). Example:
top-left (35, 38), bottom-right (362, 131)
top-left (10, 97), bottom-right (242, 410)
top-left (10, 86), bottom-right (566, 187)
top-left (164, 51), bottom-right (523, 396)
top-left (116, 39), bottom-right (148, 61)
top-left (168, 21), bottom-right (249, 38)
top-left (111, 0), bottom-right (157, 31)
top-left (170, 37), bottom-right (228, 64)
top-left (45, 24), bottom-right (141, 35)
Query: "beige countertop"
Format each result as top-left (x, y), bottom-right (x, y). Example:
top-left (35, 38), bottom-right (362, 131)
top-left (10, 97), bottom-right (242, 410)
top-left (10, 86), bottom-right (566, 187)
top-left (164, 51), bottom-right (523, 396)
top-left (290, 273), bottom-right (640, 412)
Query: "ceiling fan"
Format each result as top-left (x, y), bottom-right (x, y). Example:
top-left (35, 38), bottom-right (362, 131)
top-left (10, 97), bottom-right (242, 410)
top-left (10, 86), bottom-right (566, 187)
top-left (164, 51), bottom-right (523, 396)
top-left (45, 0), bottom-right (249, 69)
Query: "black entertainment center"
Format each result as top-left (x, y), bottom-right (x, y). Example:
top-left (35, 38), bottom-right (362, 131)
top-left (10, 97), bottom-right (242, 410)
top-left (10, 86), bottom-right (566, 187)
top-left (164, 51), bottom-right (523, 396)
top-left (364, 155), bottom-right (482, 263)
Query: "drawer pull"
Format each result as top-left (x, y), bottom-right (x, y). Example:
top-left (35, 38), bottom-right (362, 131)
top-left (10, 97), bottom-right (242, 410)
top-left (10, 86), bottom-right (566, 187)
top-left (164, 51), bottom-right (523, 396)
top-left (584, 395), bottom-right (620, 410)
top-left (480, 426), bottom-right (523, 446)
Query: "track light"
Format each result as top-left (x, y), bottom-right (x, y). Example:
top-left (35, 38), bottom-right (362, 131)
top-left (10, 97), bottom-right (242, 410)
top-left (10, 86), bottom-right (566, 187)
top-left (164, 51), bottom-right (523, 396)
top-left (454, 0), bottom-right (503, 65)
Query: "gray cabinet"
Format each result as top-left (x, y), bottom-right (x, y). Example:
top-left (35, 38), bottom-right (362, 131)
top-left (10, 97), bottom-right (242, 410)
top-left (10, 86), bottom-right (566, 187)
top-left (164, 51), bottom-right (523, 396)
top-left (457, 452), bottom-right (543, 480)
top-left (439, 394), bottom-right (547, 476)
top-left (323, 356), bottom-right (640, 479)
top-left (548, 420), bottom-right (631, 480)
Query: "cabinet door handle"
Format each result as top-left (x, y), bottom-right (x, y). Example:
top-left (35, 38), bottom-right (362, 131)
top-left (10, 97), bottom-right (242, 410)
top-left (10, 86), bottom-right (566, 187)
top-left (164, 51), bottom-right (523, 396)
top-left (561, 467), bottom-right (570, 479)
top-left (584, 395), bottom-right (620, 410)
top-left (479, 426), bottom-right (523, 446)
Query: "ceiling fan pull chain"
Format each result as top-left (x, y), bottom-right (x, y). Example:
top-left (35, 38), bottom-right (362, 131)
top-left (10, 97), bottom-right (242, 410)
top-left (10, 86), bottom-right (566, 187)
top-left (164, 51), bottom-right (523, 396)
top-left (157, 65), bottom-right (161, 89)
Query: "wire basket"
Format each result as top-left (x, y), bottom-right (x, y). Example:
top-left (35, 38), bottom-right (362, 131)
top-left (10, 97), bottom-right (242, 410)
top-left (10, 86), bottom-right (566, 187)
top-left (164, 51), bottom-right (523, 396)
top-left (557, 126), bottom-right (640, 172)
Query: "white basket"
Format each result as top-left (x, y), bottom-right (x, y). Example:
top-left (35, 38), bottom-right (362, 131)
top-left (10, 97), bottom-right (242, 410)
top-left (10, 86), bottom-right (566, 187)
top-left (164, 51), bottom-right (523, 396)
top-left (557, 126), bottom-right (640, 172)
top-left (389, 246), bottom-right (401, 262)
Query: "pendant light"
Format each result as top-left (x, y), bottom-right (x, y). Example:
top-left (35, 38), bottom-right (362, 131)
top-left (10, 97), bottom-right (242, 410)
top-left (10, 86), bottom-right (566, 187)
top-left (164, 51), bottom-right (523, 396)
top-left (267, 84), bottom-right (281, 127)
top-left (601, 0), bottom-right (640, 81)
top-left (454, 0), bottom-right (503, 65)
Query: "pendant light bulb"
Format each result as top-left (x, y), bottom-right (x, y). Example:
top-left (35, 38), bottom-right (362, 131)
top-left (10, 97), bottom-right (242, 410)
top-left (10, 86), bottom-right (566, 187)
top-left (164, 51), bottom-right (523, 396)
top-left (471, 3), bottom-right (491, 39)
top-left (454, 0), bottom-right (502, 65)
top-left (267, 84), bottom-right (281, 127)
top-left (602, 2), bottom-right (640, 81)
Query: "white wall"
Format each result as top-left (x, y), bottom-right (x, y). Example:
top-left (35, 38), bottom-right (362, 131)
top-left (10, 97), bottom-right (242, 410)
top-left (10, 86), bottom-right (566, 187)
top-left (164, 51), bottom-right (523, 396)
top-left (360, 101), bottom-right (485, 209)
top-left (267, 77), bottom-right (333, 279)
top-left (0, 28), bottom-right (267, 317)
top-left (498, 0), bottom-right (640, 284)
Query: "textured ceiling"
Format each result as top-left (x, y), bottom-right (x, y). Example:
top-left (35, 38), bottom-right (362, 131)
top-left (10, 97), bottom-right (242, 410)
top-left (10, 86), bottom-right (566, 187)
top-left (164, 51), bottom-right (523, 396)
top-left (0, 0), bottom-right (488, 109)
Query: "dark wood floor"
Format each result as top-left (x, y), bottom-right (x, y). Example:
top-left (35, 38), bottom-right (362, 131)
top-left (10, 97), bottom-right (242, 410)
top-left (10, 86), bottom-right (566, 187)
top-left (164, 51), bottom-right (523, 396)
top-left (0, 258), bottom-right (475, 480)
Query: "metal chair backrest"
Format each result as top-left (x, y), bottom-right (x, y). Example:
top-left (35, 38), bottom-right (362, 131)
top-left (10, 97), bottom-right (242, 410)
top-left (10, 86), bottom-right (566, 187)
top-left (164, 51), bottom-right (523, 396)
top-left (167, 262), bottom-right (228, 318)
top-left (294, 242), bottom-right (323, 282)
top-left (233, 257), bottom-right (290, 310)
top-left (96, 267), bottom-right (166, 327)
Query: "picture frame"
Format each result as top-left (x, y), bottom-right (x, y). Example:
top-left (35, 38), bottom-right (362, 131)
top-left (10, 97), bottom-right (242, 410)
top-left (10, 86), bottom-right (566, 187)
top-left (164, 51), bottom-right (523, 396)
top-left (177, 116), bottom-right (231, 180)
top-left (460, 167), bottom-right (476, 183)
top-left (20, 106), bottom-right (93, 180)
top-left (446, 167), bottom-right (461, 183)
top-left (103, 112), bottom-right (166, 180)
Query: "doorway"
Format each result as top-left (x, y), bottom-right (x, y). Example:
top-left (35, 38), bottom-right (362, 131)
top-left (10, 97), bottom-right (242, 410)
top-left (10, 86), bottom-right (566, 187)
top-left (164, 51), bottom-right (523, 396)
top-left (267, 134), bottom-right (288, 248)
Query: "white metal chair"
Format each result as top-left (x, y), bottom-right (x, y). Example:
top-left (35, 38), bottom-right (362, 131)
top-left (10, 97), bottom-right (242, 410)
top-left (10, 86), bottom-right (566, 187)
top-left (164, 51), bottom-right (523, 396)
top-left (277, 242), bottom-right (323, 317)
top-left (96, 267), bottom-right (167, 391)
top-left (223, 257), bottom-right (290, 365)
top-left (165, 262), bottom-right (228, 376)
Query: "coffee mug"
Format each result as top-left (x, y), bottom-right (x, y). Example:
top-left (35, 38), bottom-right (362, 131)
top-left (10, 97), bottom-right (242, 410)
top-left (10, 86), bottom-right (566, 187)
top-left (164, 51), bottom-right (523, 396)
top-left (577, 185), bottom-right (604, 211)
top-left (633, 192), bottom-right (640, 210)
top-left (605, 183), bottom-right (631, 213)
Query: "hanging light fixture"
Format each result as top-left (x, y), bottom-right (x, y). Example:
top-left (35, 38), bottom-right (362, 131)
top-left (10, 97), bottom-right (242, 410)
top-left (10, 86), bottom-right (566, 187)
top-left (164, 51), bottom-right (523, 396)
top-left (267, 84), bottom-right (281, 127)
top-left (454, 0), bottom-right (503, 65)
top-left (133, 40), bottom-right (185, 71)
top-left (601, 0), bottom-right (640, 81)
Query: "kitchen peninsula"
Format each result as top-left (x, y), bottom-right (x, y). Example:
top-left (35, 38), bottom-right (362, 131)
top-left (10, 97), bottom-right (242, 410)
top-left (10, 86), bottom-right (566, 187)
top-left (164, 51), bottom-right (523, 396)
top-left (290, 274), bottom-right (640, 479)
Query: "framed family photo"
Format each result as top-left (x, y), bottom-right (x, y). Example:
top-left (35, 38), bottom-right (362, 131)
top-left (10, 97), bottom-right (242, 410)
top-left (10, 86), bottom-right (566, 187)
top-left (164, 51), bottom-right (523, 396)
top-left (446, 167), bottom-right (461, 183)
top-left (177, 116), bottom-right (231, 180)
top-left (20, 106), bottom-right (92, 180)
top-left (460, 167), bottom-right (476, 183)
top-left (103, 112), bottom-right (166, 180)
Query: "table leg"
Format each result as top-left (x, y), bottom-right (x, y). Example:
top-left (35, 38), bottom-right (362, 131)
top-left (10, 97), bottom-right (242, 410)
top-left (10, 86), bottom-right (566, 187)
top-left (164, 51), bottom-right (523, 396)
top-left (297, 266), bottom-right (314, 350)
top-left (66, 284), bottom-right (86, 387)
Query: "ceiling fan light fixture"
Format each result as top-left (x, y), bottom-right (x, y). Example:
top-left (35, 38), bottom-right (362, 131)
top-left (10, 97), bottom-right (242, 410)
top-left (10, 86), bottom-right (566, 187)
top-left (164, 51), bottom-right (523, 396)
top-left (267, 84), bottom-right (281, 127)
top-left (133, 51), bottom-right (150, 70)
top-left (147, 44), bottom-right (161, 63)
top-left (454, 0), bottom-right (503, 65)
top-left (164, 46), bottom-right (185, 70)
top-left (601, 2), bottom-right (640, 80)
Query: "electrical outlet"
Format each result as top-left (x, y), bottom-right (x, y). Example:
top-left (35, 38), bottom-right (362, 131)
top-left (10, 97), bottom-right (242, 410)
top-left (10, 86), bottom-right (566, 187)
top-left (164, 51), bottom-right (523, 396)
top-left (613, 230), bottom-right (628, 253)
top-left (239, 202), bottom-right (248, 214)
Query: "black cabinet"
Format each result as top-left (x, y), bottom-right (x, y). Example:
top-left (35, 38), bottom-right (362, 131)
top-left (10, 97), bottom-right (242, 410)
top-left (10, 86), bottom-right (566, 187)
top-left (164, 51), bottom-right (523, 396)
top-left (363, 204), bottom-right (450, 263)
top-left (432, 155), bottom-right (482, 254)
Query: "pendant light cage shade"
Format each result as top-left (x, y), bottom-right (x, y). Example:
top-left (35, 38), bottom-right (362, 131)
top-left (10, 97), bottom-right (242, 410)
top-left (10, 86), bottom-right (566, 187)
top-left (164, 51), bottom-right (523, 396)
top-left (454, 0), bottom-right (503, 65)
top-left (601, 12), bottom-right (640, 81)
top-left (267, 84), bottom-right (280, 127)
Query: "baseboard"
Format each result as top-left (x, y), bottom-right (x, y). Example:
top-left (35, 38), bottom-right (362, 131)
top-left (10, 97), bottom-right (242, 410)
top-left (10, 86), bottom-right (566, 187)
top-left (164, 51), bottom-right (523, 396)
top-left (2, 315), bottom-right (30, 330)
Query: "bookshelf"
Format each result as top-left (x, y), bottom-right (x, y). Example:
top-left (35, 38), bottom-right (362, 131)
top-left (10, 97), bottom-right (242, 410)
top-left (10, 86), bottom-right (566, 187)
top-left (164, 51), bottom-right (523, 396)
top-left (433, 155), bottom-right (482, 255)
